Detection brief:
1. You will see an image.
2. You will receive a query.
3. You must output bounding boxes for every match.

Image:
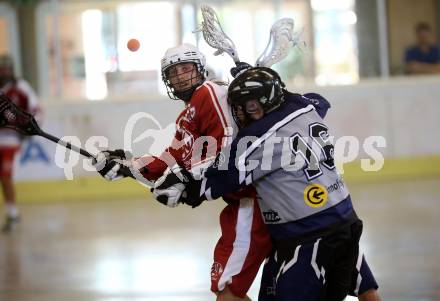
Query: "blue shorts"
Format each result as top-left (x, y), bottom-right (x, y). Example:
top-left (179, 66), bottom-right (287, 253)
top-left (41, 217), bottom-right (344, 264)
top-left (349, 253), bottom-right (379, 296)
top-left (259, 221), bottom-right (366, 301)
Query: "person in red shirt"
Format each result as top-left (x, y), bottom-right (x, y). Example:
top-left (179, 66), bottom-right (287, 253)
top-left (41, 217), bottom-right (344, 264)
top-left (93, 44), bottom-right (272, 300)
top-left (0, 55), bottom-right (40, 233)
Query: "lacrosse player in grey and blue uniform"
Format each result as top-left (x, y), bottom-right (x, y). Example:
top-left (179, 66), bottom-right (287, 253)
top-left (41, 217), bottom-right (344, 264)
top-left (152, 67), bottom-right (379, 301)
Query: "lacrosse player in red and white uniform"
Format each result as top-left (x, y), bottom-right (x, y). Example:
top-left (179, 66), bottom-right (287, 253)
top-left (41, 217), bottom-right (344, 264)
top-left (93, 44), bottom-right (272, 300)
top-left (0, 55), bottom-right (40, 233)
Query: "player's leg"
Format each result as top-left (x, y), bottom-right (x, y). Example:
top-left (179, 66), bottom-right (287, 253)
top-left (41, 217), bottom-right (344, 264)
top-left (0, 147), bottom-right (20, 232)
top-left (1, 175), bottom-right (16, 206)
top-left (323, 220), bottom-right (363, 301)
top-left (265, 220), bottom-right (362, 301)
top-left (257, 252), bottom-right (277, 301)
top-left (349, 253), bottom-right (380, 301)
top-left (271, 239), bottom-right (327, 301)
top-left (212, 198), bottom-right (271, 300)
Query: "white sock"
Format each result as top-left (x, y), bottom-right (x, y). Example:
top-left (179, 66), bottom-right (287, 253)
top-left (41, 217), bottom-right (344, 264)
top-left (5, 203), bottom-right (19, 218)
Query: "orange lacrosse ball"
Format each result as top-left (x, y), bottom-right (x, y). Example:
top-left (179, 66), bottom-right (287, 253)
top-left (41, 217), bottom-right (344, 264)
top-left (127, 38), bottom-right (140, 52)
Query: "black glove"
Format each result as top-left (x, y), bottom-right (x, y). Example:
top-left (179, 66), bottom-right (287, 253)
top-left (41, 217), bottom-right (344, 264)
top-left (183, 177), bottom-right (205, 208)
top-left (151, 166), bottom-right (189, 207)
top-left (151, 165), bottom-right (206, 208)
top-left (92, 149), bottom-right (134, 181)
top-left (230, 62), bottom-right (252, 78)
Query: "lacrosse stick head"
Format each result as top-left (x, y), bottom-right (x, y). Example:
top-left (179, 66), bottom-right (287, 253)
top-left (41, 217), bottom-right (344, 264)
top-left (256, 18), bottom-right (304, 67)
top-left (195, 5), bottom-right (240, 63)
top-left (0, 94), bottom-right (42, 136)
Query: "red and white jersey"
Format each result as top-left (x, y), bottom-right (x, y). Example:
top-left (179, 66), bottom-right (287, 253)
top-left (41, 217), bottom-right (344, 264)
top-left (0, 81), bottom-right (38, 148)
top-left (136, 80), bottom-right (271, 297)
top-left (140, 80), bottom-right (237, 181)
top-left (17, 79), bottom-right (39, 114)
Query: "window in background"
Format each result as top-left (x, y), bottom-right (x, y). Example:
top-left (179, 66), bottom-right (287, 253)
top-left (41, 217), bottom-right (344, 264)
top-left (273, 0), bottom-right (313, 86)
top-left (195, 2), bottom-right (258, 81)
top-left (37, 1), bottom-right (177, 101)
top-left (181, 4), bottom-right (197, 46)
top-left (0, 17), bottom-right (10, 54)
top-left (0, 2), bottom-right (21, 77)
top-left (312, 0), bottom-right (359, 85)
top-left (115, 2), bottom-right (177, 97)
top-left (36, 0), bottom-right (364, 101)
top-left (387, 0), bottom-right (438, 75)
top-left (195, 1), bottom-right (313, 84)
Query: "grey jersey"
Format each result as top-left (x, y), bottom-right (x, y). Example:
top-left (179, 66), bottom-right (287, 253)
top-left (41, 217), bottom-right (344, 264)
top-left (202, 94), bottom-right (356, 239)
top-left (247, 106), bottom-right (349, 224)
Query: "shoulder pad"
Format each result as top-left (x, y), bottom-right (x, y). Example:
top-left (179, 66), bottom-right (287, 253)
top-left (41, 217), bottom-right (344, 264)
top-left (302, 93), bottom-right (331, 119)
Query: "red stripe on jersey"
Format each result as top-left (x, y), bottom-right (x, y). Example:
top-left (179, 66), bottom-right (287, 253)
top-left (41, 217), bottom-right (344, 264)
top-left (204, 82), bottom-right (229, 131)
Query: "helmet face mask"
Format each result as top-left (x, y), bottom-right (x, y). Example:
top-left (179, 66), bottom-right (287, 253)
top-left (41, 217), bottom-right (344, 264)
top-left (231, 99), bottom-right (265, 128)
top-left (163, 62), bottom-right (203, 101)
top-left (228, 67), bottom-right (285, 128)
top-left (161, 44), bottom-right (206, 101)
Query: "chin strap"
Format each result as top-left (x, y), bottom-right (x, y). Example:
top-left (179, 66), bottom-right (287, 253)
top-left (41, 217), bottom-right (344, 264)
top-left (174, 86), bottom-right (198, 102)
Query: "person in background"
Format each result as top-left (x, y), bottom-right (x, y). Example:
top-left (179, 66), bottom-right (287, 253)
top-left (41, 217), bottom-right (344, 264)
top-left (404, 22), bottom-right (440, 74)
top-left (0, 54), bottom-right (40, 233)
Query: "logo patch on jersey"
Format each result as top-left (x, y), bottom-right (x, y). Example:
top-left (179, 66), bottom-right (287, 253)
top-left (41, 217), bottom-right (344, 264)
top-left (185, 105), bottom-right (196, 121)
top-left (177, 127), bottom-right (195, 161)
top-left (262, 209), bottom-right (281, 223)
top-left (304, 184), bottom-right (328, 208)
top-left (327, 178), bottom-right (345, 193)
top-left (211, 262), bottom-right (224, 281)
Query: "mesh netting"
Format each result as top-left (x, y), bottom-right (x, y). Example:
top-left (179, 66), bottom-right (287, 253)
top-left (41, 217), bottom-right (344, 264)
top-left (0, 94), bottom-right (41, 136)
top-left (195, 5), bottom-right (239, 62)
top-left (256, 18), bottom-right (305, 67)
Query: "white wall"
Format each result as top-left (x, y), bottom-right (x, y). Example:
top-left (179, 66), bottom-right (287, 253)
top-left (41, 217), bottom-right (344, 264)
top-left (13, 76), bottom-right (440, 182)
top-left (297, 76), bottom-right (440, 157)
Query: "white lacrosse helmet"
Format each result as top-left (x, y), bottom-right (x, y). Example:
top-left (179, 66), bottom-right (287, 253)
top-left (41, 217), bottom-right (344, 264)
top-left (161, 43), bottom-right (206, 71)
top-left (161, 44), bottom-right (207, 101)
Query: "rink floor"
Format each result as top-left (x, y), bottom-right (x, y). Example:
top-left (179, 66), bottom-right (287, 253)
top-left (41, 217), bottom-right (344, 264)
top-left (0, 177), bottom-right (439, 301)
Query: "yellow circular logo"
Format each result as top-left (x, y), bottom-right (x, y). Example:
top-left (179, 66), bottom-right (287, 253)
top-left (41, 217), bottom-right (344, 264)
top-left (304, 184), bottom-right (328, 208)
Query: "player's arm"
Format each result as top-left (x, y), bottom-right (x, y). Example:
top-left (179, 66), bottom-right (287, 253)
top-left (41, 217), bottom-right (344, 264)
top-left (93, 138), bottom-right (183, 182)
top-left (152, 125), bottom-right (286, 207)
top-left (134, 142), bottom-right (183, 181)
top-left (175, 108), bottom-right (319, 207)
top-left (94, 110), bottom-right (186, 182)
top-left (137, 83), bottom-right (230, 182)
top-left (198, 129), bottom-right (278, 201)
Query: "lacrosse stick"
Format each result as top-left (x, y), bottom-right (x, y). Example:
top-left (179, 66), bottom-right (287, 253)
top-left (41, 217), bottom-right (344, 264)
top-left (255, 18), bottom-right (304, 67)
top-left (196, 5), bottom-right (303, 71)
top-left (0, 94), bottom-right (139, 181)
top-left (0, 93), bottom-right (94, 158)
top-left (195, 4), bottom-right (241, 65)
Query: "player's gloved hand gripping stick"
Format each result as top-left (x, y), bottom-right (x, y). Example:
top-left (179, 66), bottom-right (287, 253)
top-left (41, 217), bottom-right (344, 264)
top-left (0, 94), bottom-right (136, 180)
top-left (152, 164), bottom-right (204, 208)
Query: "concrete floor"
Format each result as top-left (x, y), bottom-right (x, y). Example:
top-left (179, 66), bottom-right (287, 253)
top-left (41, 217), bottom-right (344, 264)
top-left (0, 177), bottom-right (439, 301)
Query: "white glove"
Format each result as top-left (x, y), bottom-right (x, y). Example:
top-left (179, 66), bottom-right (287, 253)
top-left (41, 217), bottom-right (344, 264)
top-left (152, 165), bottom-right (189, 208)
